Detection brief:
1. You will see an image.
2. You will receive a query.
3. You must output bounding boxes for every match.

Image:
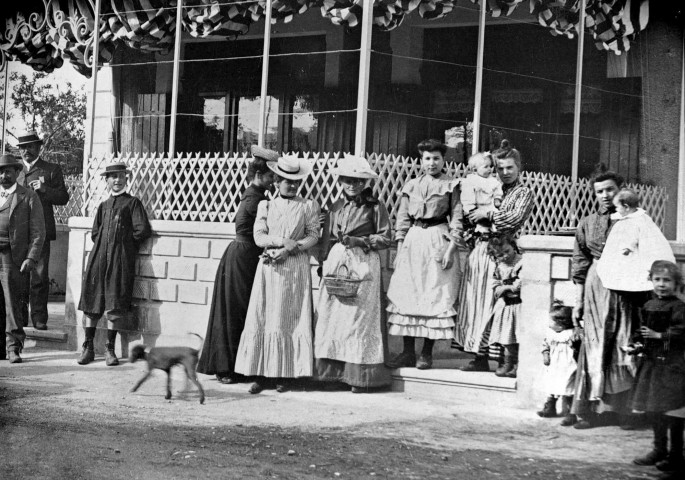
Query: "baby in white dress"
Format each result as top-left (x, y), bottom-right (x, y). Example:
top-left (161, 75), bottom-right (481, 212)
top-left (461, 152), bottom-right (503, 234)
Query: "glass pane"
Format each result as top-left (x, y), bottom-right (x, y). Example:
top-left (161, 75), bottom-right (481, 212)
top-left (201, 96), bottom-right (225, 153)
top-left (291, 95), bottom-right (319, 153)
top-left (236, 96), bottom-right (279, 153)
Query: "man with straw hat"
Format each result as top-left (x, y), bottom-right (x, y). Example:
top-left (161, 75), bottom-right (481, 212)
top-left (16, 130), bottom-right (70, 330)
top-left (0, 154), bottom-right (45, 364)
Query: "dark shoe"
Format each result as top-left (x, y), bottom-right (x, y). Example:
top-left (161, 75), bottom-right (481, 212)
top-left (560, 414), bottom-right (578, 427)
top-left (276, 381), bottom-right (290, 393)
top-left (460, 357), bottom-right (490, 372)
top-left (416, 354), bottom-right (433, 370)
top-left (104, 342), bottom-right (119, 366)
top-left (351, 386), bottom-right (365, 394)
top-left (387, 352), bottom-right (417, 369)
top-left (656, 457), bottom-right (685, 472)
top-left (8, 350), bottom-right (22, 364)
top-left (619, 414), bottom-right (639, 430)
top-left (495, 362), bottom-right (516, 377)
top-left (573, 419), bottom-right (597, 430)
top-left (248, 382), bottom-right (265, 394)
top-left (633, 449), bottom-right (667, 466)
top-left (77, 340), bottom-right (95, 365)
top-left (216, 374), bottom-right (237, 384)
top-left (537, 397), bottom-right (557, 418)
top-left (33, 323), bottom-right (47, 331)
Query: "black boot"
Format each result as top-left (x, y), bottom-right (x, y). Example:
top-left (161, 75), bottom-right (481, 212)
top-left (461, 355), bottom-right (490, 372)
top-left (77, 339), bottom-right (95, 365)
top-left (537, 396), bottom-right (557, 418)
top-left (656, 418), bottom-right (685, 472)
top-left (104, 343), bottom-right (119, 366)
top-left (560, 396), bottom-right (578, 426)
top-left (634, 415), bottom-right (668, 466)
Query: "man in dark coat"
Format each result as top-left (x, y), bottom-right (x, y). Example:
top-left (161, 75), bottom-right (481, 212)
top-left (16, 131), bottom-right (69, 330)
top-left (0, 154), bottom-right (45, 364)
top-left (77, 162), bottom-right (151, 366)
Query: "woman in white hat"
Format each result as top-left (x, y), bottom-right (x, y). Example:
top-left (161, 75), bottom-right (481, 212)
top-left (234, 154), bottom-right (320, 394)
top-left (314, 154), bottom-right (392, 393)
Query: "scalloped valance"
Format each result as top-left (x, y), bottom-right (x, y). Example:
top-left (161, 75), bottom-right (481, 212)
top-left (0, 0), bottom-right (649, 77)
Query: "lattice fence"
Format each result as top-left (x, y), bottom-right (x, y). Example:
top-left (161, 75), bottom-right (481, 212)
top-left (54, 175), bottom-right (85, 225)
top-left (79, 152), bottom-right (668, 235)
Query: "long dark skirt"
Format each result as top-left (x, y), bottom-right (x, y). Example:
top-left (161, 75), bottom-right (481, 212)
top-left (197, 240), bottom-right (261, 376)
top-left (571, 264), bottom-right (650, 416)
top-left (632, 354), bottom-right (685, 413)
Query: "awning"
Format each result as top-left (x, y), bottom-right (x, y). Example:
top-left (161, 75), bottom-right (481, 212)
top-left (0, 0), bottom-right (651, 77)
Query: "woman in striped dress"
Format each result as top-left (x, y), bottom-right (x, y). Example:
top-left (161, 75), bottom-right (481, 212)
top-left (454, 140), bottom-right (534, 372)
top-left (315, 155), bottom-right (392, 392)
top-left (234, 155), bottom-right (320, 394)
top-left (385, 139), bottom-right (464, 370)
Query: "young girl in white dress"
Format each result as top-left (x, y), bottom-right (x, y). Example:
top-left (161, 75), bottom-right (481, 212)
top-left (537, 301), bottom-right (579, 427)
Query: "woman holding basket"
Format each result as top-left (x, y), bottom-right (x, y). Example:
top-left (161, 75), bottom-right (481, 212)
top-left (314, 155), bottom-right (392, 392)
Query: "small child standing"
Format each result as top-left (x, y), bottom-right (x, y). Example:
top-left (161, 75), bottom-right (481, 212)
top-left (486, 235), bottom-right (521, 378)
top-left (461, 152), bottom-right (502, 236)
top-left (630, 261), bottom-right (685, 475)
top-left (537, 301), bottom-right (580, 426)
top-left (77, 162), bottom-right (152, 366)
top-left (597, 188), bottom-right (674, 292)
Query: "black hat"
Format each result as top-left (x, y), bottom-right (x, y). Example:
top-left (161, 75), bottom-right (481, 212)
top-left (16, 131), bottom-right (43, 146)
top-left (100, 162), bottom-right (131, 176)
top-left (0, 154), bottom-right (24, 171)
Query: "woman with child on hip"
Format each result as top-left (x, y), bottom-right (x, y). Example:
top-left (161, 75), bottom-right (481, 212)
top-left (314, 155), bottom-right (392, 392)
top-left (385, 139), bottom-right (463, 370)
top-left (454, 140), bottom-right (534, 376)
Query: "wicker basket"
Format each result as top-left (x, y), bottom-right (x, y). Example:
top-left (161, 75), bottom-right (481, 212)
top-left (323, 264), bottom-right (363, 298)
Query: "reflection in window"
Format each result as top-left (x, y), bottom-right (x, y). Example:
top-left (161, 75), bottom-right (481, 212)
top-left (202, 96), bottom-right (225, 153)
top-left (291, 95), bottom-right (318, 153)
top-left (236, 96), bottom-right (279, 153)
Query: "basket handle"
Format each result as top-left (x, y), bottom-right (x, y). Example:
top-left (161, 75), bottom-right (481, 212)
top-left (336, 263), bottom-right (350, 279)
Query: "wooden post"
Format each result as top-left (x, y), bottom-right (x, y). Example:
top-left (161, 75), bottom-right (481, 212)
top-left (471, 0), bottom-right (487, 155)
top-left (1, 61), bottom-right (10, 155)
top-left (677, 41), bottom-right (685, 241)
top-left (353, 0), bottom-right (374, 156)
top-left (168, 0), bottom-right (184, 157)
top-left (258, 1), bottom-right (273, 148)
top-left (84, 0), bottom-right (102, 215)
top-left (571, 0), bottom-right (588, 181)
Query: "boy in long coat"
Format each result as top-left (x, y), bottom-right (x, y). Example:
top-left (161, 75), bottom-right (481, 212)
top-left (77, 162), bottom-right (151, 366)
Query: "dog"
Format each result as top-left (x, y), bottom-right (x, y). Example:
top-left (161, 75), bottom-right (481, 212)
top-left (129, 333), bottom-right (205, 404)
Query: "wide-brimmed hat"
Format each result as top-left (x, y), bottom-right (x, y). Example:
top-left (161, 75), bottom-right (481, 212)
top-left (0, 154), bottom-right (23, 170)
top-left (251, 145), bottom-right (280, 163)
top-left (100, 162), bottom-right (131, 177)
top-left (266, 155), bottom-right (314, 181)
top-left (16, 131), bottom-right (43, 146)
top-left (330, 154), bottom-right (378, 179)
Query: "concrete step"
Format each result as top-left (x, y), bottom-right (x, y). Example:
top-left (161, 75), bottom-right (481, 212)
top-left (390, 359), bottom-right (517, 406)
top-left (24, 326), bottom-right (71, 350)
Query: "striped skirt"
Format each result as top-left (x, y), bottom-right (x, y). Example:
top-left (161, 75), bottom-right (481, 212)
top-left (453, 239), bottom-right (496, 353)
top-left (234, 251), bottom-right (314, 378)
top-left (488, 298), bottom-right (520, 346)
top-left (386, 224), bottom-right (459, 340)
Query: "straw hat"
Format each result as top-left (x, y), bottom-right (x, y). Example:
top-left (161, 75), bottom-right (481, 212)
top-left (330, 154), bottom-right (378, 179)
top-left (250, 145), bottom-right (280, 163)
top-left (100, 162), bottom-right (131, 176)
top-left (0, 154), bottom-right (23, 170)
top-left (266, 155), bottom-right (314, 181)
top-left (16, 131), bottom-right (43, 146)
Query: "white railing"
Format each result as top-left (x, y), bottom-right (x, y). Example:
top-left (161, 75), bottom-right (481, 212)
top-left (75, 152), bottom-right (668, 234)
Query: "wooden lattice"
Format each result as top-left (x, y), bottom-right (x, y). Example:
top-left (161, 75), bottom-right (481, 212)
top-left (79, 152), bottom-right (669, 235)
top-left (54, 175), bottom-right (85, 225)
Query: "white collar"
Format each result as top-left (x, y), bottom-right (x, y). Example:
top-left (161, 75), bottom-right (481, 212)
top-left (610, 208), bottom-right (645, 221)
top-left (0, 183), bottom-right (17, 195)
top-left (110, 189), bottom-right (127, 197)
top-left (23, 158), bottom-right (39, 170)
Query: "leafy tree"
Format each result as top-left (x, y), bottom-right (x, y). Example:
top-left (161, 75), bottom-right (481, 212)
top-left (10, 71), bottom-right (86, 174)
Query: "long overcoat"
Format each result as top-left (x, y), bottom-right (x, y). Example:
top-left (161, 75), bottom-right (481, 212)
top-left (78, 193), bottom-right (151, 315)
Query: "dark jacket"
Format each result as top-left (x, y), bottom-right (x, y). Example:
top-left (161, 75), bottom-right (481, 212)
top-left (18, 158), bottom-right (69, 241)
top-left (8, 184), bottom-right (46, 268)
top-left (78, 193), bottom-right (152, 315)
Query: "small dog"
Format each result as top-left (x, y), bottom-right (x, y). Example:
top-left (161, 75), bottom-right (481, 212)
top-left (129, 333), bottom-right (205, 404)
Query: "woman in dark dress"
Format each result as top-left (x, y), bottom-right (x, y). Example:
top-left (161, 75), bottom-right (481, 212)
top-left (196, 146), bottom-right (277, 383)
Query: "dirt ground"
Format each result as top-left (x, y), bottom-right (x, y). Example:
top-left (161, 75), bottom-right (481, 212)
top-left (0, 349), bottom-right (666, 480)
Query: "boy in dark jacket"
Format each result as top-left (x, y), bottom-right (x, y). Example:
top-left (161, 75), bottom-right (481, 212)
top-left (77, 162), bottom-right (151, 366)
